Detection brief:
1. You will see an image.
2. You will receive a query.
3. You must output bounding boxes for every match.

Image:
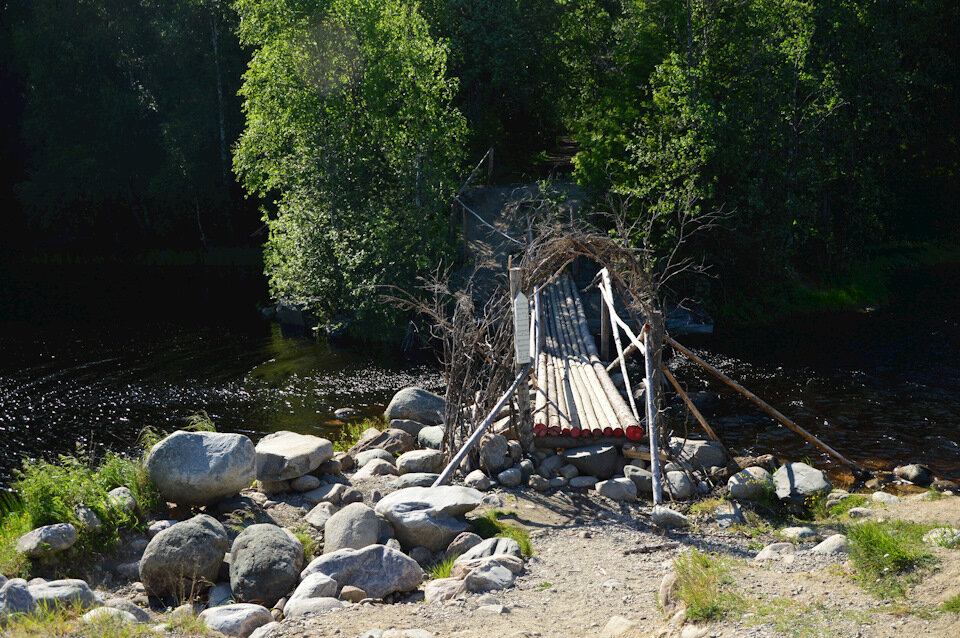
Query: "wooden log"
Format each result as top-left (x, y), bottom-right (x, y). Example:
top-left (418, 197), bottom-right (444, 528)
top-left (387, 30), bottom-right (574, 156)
top-left (563, 276), bottom-right (640, 432)
top-left (661, 364), bottom-right (731, 458)
top-left (544, 284), bottom-right (596, 435)
top-left (666, 335), bottom-right (870, 478)
top-left (621, 443), bottom-right (651, 460)
top-left (600, 289), bottom-right (611, 361)
top-left (534, 435), bottom-right (638, 448)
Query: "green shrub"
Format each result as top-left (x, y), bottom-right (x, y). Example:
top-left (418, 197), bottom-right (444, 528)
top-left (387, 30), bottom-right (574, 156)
top-left (0, 494), bottom-right (32, 577)
top-left (470, 510), bottom-right (533, 556)
top-left (94, 451), bottom-right (163, 516)
top-left (673, 549), bottom-right (744, 622)
top-left (848, 520), bottom-right (935, 598)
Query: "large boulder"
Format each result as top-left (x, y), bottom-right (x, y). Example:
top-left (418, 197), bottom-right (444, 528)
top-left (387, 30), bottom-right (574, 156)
top-left (27, 579), bottom-right (97, 610)
top-left (418, 426), bottom-right (444, 450)
top-left (389, 420), bottom-right (427, 438)
top-left (348, 428), bottom-right (416, 458)
top-left (464, 562), bottom-right (517, 593)
top-left (773, 462), bottom-right (832, 504)
top-left (384, 388), bottom-right (446, 426)
top-left (479, 435), bottom-right (510, 474)
top-left (255, 431), bottom-right (333, 481)
top-left (198, 603), bottom-right (272, 638)
top-left (728, 466), bottom-right (774, 501)
top-left (300, 544), bottom-right (424, 599)
top-left (16, 523), bottom-right (78, 558)
top-left (664, 471), bottom-right (693, 499)
top-left (396, 450), bottom-right (444, 475)
top-left (374, 486), bottom-right (483, 552)
top-left (561, 445), bottom-right (617, 480)
top-left (668, 437), bottom-right (727, 469)
top-left (139, 514), bottom-right (229, 599)
top-left (145, 431), bottom-right (256, 506)
top-left (230, 524), bottom-right (303, 607)
top-left (0, 578), bottom-right (35, 615)
top-left (324, 503), bottom-right (379, 553)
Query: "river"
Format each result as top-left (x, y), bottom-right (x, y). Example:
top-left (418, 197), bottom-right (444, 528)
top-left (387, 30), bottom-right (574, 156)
top-left (0, 257), bottom-right (957, 487)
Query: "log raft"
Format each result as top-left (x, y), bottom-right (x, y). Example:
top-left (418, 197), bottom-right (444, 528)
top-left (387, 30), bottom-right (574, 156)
top-left (533, 275), bottom-right (644, 443)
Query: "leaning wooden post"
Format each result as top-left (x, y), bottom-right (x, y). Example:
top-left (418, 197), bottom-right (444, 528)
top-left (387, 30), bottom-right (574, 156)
top-left (661, 365), bottom-right (731, 459)
top-left (600, 291), bottom-right (611, 362)
top-left (510, 267), bottom-right (534, 451)
top-left (461, 203), bottom-right (468, 262)
top-left (644, 324), bottom-right (663, 506)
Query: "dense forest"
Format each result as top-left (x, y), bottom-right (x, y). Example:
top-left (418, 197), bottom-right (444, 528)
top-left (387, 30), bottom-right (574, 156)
top-left (1, 0), bottom-right (957, 331)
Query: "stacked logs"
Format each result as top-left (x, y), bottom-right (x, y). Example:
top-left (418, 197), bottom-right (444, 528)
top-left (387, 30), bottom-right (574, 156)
top-left (533, 275), bottom-right (644, 441)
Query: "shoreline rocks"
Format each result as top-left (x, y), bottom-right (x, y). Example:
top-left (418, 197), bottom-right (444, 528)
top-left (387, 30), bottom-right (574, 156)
top-left (145, 431), bottom-right (256, 506)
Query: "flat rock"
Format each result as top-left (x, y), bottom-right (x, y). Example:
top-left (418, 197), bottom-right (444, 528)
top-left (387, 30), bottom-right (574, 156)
top-left (455, 537), bottom-right (522, 563)
top-left (669, 437), bottom-right (727, 469)
top-left (283, 595), bottom-right (342, 616)
top-left (872, 491), bottom-right (900, 504)
top-left (340, 585), bottom-right (367, 603)
top-left (561, 445), bottom-right (617, 479)
top-left (82, 607), bottom-right (138, 624)
top-left (384, 388), bottom-right (445, 425)
top-left (451, 555), bottom-right (524, 579)
top-left (781, 526), bottom-right (818, 541)
top-left (813, 534), bottom-right (850, 554)
top-left (424, 577), bottom-right (465, 602)
top-left (417, 426), bottom-right (444, 450)
top-left (568, 475), bottom-right (599, 489)
top-left (754, 542), bottom-right (795, 561)
top-left (848, 507), bottom-right (875, 518)
top-left (728, 466), bottom-right (775, 501)
top-left (145, 431), bottom-right (256, 506)
top-left (713, 501), bottom-right (745, 528)
top-left (256, 431), bottom-right (333, 481)
top-left (290, 475), bottom-right (321, 492)
top-left (603, 615), bottom-right (637, 637)
top-left (463, 470), bottom-right (492, 491)
top-left (198, 603), bottom-right (272, 638)
top-left (773, 462), bottom-right (832, 504)
top-left (230, 523), bottom-right (303, 607)
top-left (396, 450), bottom-right (443, 475)
top-left (389, 473), bottom-right (439, 489)
top-left (28, 578), bottom-right (97, 610)
top-left (389, 420), bottom-right (427, 437)
top-left (596, 477), bottom-right (637, 502)
top-left (302, 483), bottom-right (346, 506)
top-left (140, 514), bottom-right (229, 599)
top-left (16, 523), bottom-right (78, 558)
top-left (374, 486), bottom-right (483, 552)
top-left (651, 506), bottom-right (689, 529)
top-left (349, 429), bottom-right (416, 459)
top-left (324, 503), bottom-right (379, 553)
top-left (301, 544), bottom-right (424, 599)
top-left (102, 598), bottom-right (151, 623)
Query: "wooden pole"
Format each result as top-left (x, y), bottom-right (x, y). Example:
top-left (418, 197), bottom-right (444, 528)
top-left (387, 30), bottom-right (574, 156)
top-left (666, 335), bottom-right (869, 478)
top-left (547, 283), bottom-right (601, 436)
top-left (600, 270), bottom-right (640, 421)
top-left (510, 267), bottom-right (533, 450)
top-left (644, 330), bottom-right (663, 505)
top-left (433, 362), bottom-right (533, 486)
top-left (661, 365), bottom-right (731, 458)
top-left (600, 292), bottom-right (611, 362)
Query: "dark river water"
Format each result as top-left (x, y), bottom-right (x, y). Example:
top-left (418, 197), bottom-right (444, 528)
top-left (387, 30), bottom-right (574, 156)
top-left (0, 256), bottom-right (958, 487)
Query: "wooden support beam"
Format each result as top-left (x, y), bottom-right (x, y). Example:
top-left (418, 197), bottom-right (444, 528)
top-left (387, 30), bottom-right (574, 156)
top-left (666, 335), bottom-right (870, 478)
top-left (661, 364), bottom-right (731, 459)
top-left (644, 329), bottom-right (663, 505)
top-left (510, 267), bottom-right (533, 450)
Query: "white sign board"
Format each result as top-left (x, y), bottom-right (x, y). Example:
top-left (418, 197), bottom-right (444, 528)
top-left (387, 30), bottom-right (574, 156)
top-left (513, 292), bottom-right (530, 365)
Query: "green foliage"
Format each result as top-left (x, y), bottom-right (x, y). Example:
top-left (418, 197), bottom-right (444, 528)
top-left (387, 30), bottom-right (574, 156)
top-left (830, 494), bottom-right (869, 518)
top-left (470, 510), bottom-right (533, 556)
top-left (0, 496), bottom-right (32, 578)
top-left (184, 411), bottom-right (218, 432)
top-left (427, 555), bottom-right (456, 580)
top-left (943, 593), bottom-right (960, 613)
top-left (94, 452), bottom-right (164, 517)
top-left (334, 417), bottom-right (385, 453)
top-left (290, 525), bottom-right (320, 563)
top-left (847, 520), bottom-right (936, 598)
top-left (672, 549), bottom-right (744, 622)
top-left (234, 0), bottom-right (466, 337)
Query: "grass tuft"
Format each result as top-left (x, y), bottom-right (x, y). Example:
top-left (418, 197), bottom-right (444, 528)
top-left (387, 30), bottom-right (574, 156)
top-left (829, 494), bottom-right (869, 518)
top-left (428, 555), bottom-right (456, 579)
top-left (672, 549), bottom-right (744, 622)
top-left (290, 524), bottom-right (320, 562)
top-left (470, 510), bottom-right (533, 556)
top-left (2, 600), bottom-right (160, 637)
top-left (847, 520), bottom-right (936, 598)
top-left (943, 593), bottom-right (960, 613)
top-left (184, 411), bottom-right (217, 432)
